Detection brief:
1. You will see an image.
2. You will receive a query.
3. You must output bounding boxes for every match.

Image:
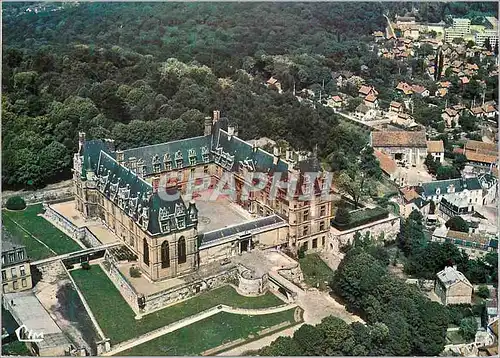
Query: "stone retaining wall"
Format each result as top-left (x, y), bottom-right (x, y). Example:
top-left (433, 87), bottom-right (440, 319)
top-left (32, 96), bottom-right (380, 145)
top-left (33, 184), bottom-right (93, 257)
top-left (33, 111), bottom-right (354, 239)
top-left (43, 204), bottom-right (102, 248)
top-left (101, 252), bottom-right (141, 313)
top-left (143, 268), bottom-right (239, 313)
top-left (2, 185), bottom-right (73, 206)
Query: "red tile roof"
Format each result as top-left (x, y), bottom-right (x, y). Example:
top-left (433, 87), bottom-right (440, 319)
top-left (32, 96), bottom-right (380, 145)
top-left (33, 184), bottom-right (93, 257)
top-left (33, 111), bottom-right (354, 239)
top-left (374, 150), bottom-right (397, 175)
top-left (371, 131), bottom-right (427, 148)
top-left (427, 140), bottom-right (444, 153)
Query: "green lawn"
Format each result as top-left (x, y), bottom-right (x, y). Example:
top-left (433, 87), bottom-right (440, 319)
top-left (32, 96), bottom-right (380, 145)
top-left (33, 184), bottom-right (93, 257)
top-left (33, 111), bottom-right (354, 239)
top-left (120, 309), bottom-right (297, 356)
top-left (299, 254), bottom-right (333, 291)
top-left (71, 265), bottom-right (284, 344)
top-left (2, 204), bottom-right (81, 257)
top-left (2, 215), bottom-right (55, 261)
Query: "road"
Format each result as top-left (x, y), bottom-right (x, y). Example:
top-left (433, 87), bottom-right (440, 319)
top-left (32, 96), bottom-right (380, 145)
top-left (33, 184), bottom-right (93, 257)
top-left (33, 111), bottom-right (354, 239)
top-left (335, 111), bottom-right (391, 130)
top-left (384, 14), bottom-right (396, 39)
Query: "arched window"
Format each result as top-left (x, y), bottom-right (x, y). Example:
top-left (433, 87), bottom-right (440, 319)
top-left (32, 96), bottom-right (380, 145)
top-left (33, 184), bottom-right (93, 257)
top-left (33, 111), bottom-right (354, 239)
top-left (178, 236), bottom-right (186, 264)
top-left (143, 238), bottom-right (149, 266)
top-left (161, 241), bottom-right (170, 268)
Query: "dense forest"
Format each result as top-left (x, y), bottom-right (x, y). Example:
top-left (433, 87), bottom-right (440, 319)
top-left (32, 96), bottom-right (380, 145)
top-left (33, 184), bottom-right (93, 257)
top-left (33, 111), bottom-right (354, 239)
top-left (2, 2), bottom-right (498, 189)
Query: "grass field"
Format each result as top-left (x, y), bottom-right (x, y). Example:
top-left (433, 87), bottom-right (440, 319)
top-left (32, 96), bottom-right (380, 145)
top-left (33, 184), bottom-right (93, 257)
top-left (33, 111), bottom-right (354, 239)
top-left (2, 215), bottom-right (55, 261)
top-left (120, 309), bottom-right (297, 356)
top-left (71, 265), bottom-right (285, 344)
top-left (299, 254), bottom-right (333, 291)
top-left (2, 204), bottom-right (81, 257)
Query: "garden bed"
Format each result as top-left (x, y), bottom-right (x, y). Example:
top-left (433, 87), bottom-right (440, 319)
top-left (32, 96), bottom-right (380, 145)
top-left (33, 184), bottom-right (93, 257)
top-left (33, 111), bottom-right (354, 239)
top-left (332, 207), bottom-right (389, 231)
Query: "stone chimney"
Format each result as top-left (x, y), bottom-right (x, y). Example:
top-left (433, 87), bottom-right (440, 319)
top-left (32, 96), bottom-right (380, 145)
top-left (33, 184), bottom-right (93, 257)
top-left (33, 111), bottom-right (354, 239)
top-left (273, 146), bottom-right (280, 157)
top-left (204, 116), bottom-right (212, 136)
top-left (78, 132), bottom-right (86, 155)
top-left (228, 126), bottom-right (235, 137)
top-left (286, 149), bottom-right (293, 161)
top-left (213, 110), bottom-right (221, 123)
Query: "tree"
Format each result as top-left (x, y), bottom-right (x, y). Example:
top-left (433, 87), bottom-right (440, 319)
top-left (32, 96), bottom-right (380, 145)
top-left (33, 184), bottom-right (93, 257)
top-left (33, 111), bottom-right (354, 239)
top-left (459, 317), bottom-right (478, 341)
top-left (258, 336), bottom-right (303, 356)
top-left (317, 316), bottom-right (355, 355)
top-left (436, 165), bottom-right (460, 180)
top-left (335, 168), bottom-right (375, 209)
top-left (5, 196), bottom-right (26, 211)
top-left (484, 37), bottom-right (492, 52)
top-left (453, 153), bottom-right (467, 172)
top-left (446, 216), bottom-right (470, 233)
top-left (334, 206), bottom-right (351, 226)
top-left (476, 285), bottom-right (490, 299)
top-left (360, 146), bottom-right (382, 179)
top-left (292, 324), bottom-right (325, 356)
top-left (424, 154), bottom-right (440, 175)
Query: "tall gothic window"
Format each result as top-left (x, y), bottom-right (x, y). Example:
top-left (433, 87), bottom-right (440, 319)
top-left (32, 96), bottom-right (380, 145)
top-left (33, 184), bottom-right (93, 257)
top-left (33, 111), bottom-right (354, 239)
top-left (161, 241), bottom-right (170, 268)
top-left (143, 238), bottom-right (150, 266)
top-left (178, 236), bottom-right (187, 264)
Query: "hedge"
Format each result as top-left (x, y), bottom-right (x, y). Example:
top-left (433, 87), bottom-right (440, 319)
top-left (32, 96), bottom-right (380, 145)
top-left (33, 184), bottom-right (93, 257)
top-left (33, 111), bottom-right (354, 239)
top-left (5, 196), bottom-right (26, 211)
top-left (332, 207), bottom-right (389, 231)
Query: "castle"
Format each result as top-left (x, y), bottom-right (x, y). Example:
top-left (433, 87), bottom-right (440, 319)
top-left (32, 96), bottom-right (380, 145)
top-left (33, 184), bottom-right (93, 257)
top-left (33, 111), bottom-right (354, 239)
top-left (73, 111), bottom-right (334, 282)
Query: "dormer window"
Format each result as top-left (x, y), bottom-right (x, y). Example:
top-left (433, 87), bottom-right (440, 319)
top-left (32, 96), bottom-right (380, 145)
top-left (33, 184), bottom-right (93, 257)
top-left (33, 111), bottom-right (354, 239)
top-left (188, 149), bottom-right (197, 166)
top-left (189, 156), bottom-right (197, 166)
top-left (177, 216), bottom-right (186, 229)
top-left (159, 207), bottom-right (169, 221)
top-left (175, 150), bottom-right (183, 168)
top-left (160, 220), bottom-right (170, 233)
top-left (201, 146), bottom-right (210, 163)
top-left (175, 203), bottom-right (185, 217)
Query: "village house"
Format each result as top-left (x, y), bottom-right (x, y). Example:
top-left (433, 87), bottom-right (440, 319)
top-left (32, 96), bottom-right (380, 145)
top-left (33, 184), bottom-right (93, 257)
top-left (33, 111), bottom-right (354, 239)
top-left (358, 85), bottom-right (378, 98)
top-left (331, 70), bottom-right (353, 88)
top-left (266, 76), bottom-right (282, 94)
top-left (398, 187), bottom-right (430, 218)
top-left (363, 93), bottom-right (379, 109)
top-left (434, 266), bottom-right (473, 305)
top-left (463, 139), bottom-right (498, 172)
top-left (372, 30), bottom-right (385, 42)
top-left (442, 107), bottom-right (460, 128)
top-left (419, 177), bottom-right (483, 207)
top-left (482, 102), bottom-right (497, 119)
top-left (2, 232), bottom-right (33, 294)
top-left (478, 172), bottom-right (498, 205)
top-left (370, 131), bottom-right (427, 166)
top-left (432, 227), bottom-right (497, 259)
top-left (411, 84), bottom-right (429, 97)
top-left (389, 101), bottom-right (403, 113)
top-left (355, 103), bottom-right (376, 121)
top-left (470, 106), bottom-right (485, 118)
top-left (435, 87), bottom-right (448, 97)
top-left (426, 140), bottom-right (444, 163)
top-left (396, 81), bottom-right (413, 96)
top-left (373, 149), bottom-right (402, 185)
top-left (327, 95), bottom-right (343, 109)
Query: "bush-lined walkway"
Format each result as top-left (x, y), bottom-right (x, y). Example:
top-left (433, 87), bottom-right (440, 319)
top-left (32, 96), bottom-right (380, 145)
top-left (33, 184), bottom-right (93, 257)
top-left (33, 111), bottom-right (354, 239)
top-left (71, 265), bottom-right (284, 344)
top-left (2, 204), bottom-right (81, 257)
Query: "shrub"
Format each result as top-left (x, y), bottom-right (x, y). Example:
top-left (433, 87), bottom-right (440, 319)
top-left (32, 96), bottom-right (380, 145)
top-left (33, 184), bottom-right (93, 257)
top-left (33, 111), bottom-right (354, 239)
top-left (476, 285), bottom-right (490, 299)
top-left (332, 207), bottom-right (389, 231)
top-left (5, 196), bottom-right (26, 211)
top-left (129, 266), bottom-right (142, 278)
top-left (334, 207), bottom-right (351, 226)
top-left (446, 216), bottom-right (469, 233)
top-left (81, 262), bottom-right (91, 270)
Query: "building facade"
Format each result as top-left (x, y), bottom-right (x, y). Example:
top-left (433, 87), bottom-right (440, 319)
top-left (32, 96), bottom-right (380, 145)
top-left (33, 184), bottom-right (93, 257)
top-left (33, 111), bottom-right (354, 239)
top-left (435, 266), bottom-right (473, 305)
top-left (370, 131), bottom-right (428, 166)
top-left (1, 236), bottom-right (32, 294)
top-left (73, 111), bottom-right (335, 281)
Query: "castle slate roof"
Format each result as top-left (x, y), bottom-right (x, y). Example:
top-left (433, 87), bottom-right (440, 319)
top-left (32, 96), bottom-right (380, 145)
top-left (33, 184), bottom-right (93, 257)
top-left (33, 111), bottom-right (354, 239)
top-left (119, 135), bottom-right (213, 176)
top-left (215, 129), bottom-right (289, 174)
top-left (95, 151), bottom-right (196, 236)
